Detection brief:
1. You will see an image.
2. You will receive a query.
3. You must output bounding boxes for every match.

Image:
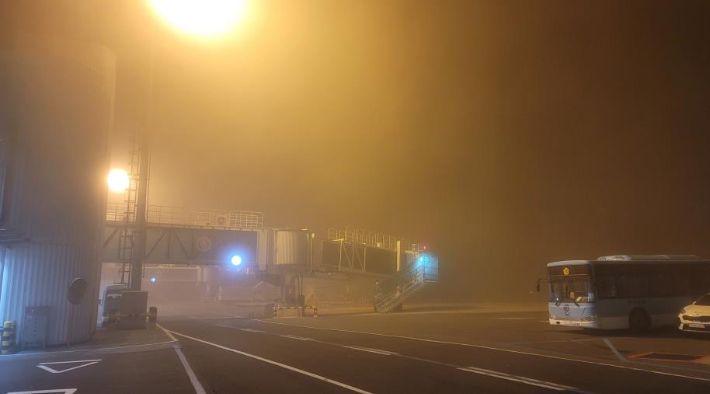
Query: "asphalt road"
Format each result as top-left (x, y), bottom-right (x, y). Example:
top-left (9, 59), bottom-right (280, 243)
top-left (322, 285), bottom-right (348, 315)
top-left (157, 314), bottom-right (710, 394)
top-left (3, 304), bottom-right (710, 394)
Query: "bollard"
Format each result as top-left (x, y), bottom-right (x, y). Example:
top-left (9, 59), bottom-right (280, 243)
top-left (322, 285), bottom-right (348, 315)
top-left (2, 321), bottom-right (16, 354)
top-left (148, 306), bottom-right (158, 323)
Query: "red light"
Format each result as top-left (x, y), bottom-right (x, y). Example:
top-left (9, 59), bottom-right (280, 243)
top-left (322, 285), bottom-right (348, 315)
top-left (423, 245), bottom-right (427, 250)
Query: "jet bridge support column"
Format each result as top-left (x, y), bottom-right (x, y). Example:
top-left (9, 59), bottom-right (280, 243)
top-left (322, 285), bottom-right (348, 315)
top-left (396, 240), bottom-right (403, 272)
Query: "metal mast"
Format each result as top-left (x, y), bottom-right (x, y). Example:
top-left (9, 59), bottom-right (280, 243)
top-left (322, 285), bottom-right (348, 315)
top-left (129, 36), bottom-right (156, 291)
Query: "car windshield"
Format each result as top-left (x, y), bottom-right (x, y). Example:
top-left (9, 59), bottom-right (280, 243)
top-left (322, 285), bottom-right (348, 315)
top-left (696, 295), bottom-right (710, 306)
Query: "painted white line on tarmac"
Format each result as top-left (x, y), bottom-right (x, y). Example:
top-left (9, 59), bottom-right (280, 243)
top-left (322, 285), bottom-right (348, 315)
top-left (36, 359), bottom-right (101, 374)
top-left (460, 366), bottom-right (578, 391)
top-left (7, 390), bottom-right (77, 394)
top-left (279, 334), bottom-right (313, 341)
top-left (256, 320), bottom-right (710, 383)
top-left (158, 323), bottom-right (178, 342)
top-left (167, 329), bottom-right (373, 394)
top-left (173, 344), bottom-right (207, 394)
top-left (510, 338), bottom-right (600, 345)
top-left (203, 319), bottom-right (587, 391)
top-left (343, 346), bottom-right (397, 356)
top-left (0, 340), bottom-right (177, 360)
top-left (199, 316), bottom-right (243, 321)
top-left (240, 328), bottom-right (265, 333)
top-left (159, 324), bottom-right (207, 394)
top-left (603, 338), bottom-right (627, 362)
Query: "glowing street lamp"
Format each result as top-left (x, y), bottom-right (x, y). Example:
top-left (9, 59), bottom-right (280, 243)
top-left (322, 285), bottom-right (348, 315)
top-left (127, 1), bottom-right (249, 291)
top-left (107, 169), bottom-right (129, 193)
top-left (148, 0), bottom-right (249, 38)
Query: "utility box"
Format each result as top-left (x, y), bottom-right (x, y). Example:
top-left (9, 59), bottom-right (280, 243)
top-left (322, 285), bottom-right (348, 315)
top-left (22, 306), bottom-right (50, 349)
top-left (102, 284), bottom-right (126, 321)
top-left (118, 291), bottom-right (148, 330)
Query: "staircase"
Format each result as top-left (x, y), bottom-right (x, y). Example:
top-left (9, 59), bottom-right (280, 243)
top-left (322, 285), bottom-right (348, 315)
top-left (375, 254), bottom-right (438, 313)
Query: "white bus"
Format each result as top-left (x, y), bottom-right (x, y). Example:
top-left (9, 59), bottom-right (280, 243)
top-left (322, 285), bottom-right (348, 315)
top-left (545, 255), bottom-right (710, 332)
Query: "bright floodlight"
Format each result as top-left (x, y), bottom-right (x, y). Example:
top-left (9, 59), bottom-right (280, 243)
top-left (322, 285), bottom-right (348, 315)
top-left (150, 276), bottom-right (157, 283)
top-left (107, 169), bottom-right (129, 192)
top-left (231, 255), bottom-right (242, 266)
top-left (149, 0), bottom-right (248, 37)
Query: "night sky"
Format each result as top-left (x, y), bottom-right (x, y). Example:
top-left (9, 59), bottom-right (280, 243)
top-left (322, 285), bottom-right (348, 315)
top-left (3, 0), bottom-right (710, 300)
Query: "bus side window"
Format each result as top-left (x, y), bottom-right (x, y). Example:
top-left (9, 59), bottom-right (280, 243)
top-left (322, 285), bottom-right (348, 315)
top-left (649, 265), bottom-right (673, 297)
top-left (673, 269), bottom-right (692, 296)
top-left (616, 264), bottom-right (650, 298)
top-left (595, 266), bottom-right (617, 299)
top-left (691, 263), bottom-right (710, 297)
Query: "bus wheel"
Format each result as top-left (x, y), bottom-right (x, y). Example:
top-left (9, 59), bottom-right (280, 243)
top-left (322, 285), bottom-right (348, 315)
top-left (629, 308), bottom-right (651, 333)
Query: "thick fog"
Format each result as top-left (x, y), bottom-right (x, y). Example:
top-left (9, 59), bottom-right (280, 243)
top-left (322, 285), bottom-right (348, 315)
top-left (6, 0), bottom-right (710, 302)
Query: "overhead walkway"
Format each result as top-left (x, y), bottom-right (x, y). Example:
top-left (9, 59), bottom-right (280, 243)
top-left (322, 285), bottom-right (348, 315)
top-left (375, 254), bottom-right (438, 313)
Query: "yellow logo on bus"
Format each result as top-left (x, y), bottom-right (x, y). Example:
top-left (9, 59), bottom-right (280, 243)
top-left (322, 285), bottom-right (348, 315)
top-left (563, 267), bottom-right (570, 276)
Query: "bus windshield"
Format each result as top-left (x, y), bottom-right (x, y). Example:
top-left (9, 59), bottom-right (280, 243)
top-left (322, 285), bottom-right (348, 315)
top-left (550, 275), bottom-right (592, 303)
top-left (548, 264), bottom-right (593, 303)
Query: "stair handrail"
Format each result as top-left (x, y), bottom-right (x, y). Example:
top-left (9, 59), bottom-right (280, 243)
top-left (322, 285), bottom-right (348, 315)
top-left (375, 264), bottom-right (425, 312)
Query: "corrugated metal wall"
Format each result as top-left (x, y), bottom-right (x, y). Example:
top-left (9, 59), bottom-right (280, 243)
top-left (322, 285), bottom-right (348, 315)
top-left (1, 244), bottom-right (102, 344)
top-left (0, 33), bottom-right (115, 345)
top-left (274, 230), bottom-right (311, 266)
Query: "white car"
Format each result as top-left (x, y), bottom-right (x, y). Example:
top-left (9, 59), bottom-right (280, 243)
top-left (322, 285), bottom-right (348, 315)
top-left (678, 293), bottom-right (710, 333)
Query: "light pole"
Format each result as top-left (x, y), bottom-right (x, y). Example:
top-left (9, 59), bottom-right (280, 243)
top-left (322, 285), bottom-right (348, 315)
top-left (128, 0), bottom-right (250, 291)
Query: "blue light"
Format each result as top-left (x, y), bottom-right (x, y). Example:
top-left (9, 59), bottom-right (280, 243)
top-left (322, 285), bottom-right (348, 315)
top-left (150, 276), bottom-right (157, 283)
top-left (231, 255), bottom-right (243, 266)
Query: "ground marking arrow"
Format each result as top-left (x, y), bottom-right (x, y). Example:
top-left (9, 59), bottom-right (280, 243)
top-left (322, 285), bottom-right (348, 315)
top-left (36, 359), bottom-right (101, 374)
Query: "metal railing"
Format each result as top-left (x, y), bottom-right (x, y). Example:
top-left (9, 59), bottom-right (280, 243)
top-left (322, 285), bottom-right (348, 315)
top-left (106, 203), bottom-right (264, 230)
top-left (374, 254), bottom-right (438, 313)
top-left (327, 226), bottom-right (400, 251)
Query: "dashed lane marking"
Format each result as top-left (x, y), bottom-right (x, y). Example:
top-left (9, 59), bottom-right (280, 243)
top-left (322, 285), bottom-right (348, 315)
top-left (167, 329), bottom-right (373, 394)
top-left (197, 319), bottom-right (590, 391)
top-left (279, 334), bottom-right (313, 341)
top-left (256, 319), bottom-right (710, 383)
top-left (342, 346), bottom-right (397, 356)
top-left (239, 328), bottom-right (266, 333)
top-left (509, 338), bottom-right (601, 345)
top-left (198, 315), bottom-right (243, 321)
top-left (459, 366), bottom-right (579, 392)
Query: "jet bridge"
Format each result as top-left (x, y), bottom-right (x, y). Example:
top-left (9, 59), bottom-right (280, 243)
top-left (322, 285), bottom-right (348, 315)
top-left (102, 207), bottom-right (438, 312)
